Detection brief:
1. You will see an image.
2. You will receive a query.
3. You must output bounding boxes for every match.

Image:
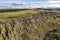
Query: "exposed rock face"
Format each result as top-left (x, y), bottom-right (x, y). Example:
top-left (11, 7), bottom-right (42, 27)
top-left (0, 12), bottom-right (60, 40)
top-left (43, 28), bottom-right (60, 40)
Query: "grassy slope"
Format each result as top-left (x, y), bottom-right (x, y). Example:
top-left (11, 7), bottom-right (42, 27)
top-left (0, 9), bottom-right (53, 21)
top-left (0, 9), bottom-right (60, 40)
top-left (0, 10), bottom-right (39, 20)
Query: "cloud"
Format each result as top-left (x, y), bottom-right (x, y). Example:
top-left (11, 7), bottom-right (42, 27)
top-left (47, 0), bottom-right (60, 3)
top-left (39, 0), bottom-right (60, 8)
top-left (0, 0), bottom-right (60, 9)
top-left (26, 0), bottom-right (60, 8)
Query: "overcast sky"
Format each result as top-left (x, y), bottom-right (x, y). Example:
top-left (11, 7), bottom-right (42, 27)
top-left (0, 0), bottom-right (60, 9)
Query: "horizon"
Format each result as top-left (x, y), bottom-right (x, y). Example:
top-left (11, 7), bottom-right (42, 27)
top-left (0, 0), bottom-right (60, 9)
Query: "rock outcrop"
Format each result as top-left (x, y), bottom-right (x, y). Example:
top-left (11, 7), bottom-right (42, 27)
top-left (0, 12), bottom-right (60, 40)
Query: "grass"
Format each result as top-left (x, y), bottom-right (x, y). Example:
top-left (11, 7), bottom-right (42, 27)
top-left (0, 10), bottom-right (40, 21)
top-left (0, 9), bottom-right (54, 21)
top-left (0, 10), bottom-right (38, 17)
top-left (0, 9), bottom-right (60, 40)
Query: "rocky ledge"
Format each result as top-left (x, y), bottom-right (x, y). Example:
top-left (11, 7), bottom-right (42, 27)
top-left (0, 12), bottom-right (60, 40)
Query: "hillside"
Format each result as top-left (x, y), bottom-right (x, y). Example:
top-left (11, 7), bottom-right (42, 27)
top-left (0, 9), bottom-right (60, 40)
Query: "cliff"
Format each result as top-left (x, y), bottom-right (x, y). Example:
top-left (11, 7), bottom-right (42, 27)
top-left (0, 11), bottom-right (60, 40)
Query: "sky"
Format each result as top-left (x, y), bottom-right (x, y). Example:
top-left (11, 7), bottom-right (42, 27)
top-left (0, 0), bottom-right (60, 9)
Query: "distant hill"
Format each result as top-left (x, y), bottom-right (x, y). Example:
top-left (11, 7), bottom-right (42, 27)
top-left (0, 7), bottom-right (60, 12)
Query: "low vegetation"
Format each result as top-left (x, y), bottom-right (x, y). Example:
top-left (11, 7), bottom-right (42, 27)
top-left (0, 9), bottom-right (60, 40)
